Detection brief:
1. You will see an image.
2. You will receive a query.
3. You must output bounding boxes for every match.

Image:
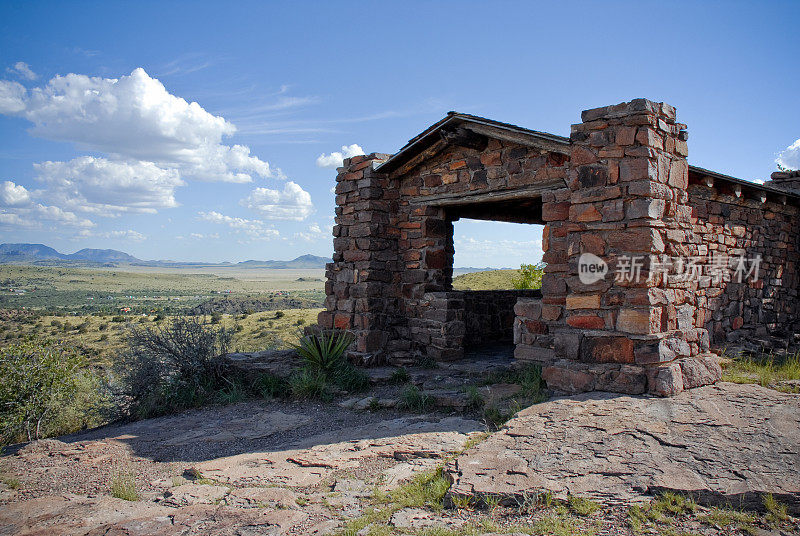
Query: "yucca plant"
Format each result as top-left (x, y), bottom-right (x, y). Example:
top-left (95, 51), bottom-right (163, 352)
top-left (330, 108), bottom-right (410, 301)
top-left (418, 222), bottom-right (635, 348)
top-left (291, 330), bottom-right (354, 374)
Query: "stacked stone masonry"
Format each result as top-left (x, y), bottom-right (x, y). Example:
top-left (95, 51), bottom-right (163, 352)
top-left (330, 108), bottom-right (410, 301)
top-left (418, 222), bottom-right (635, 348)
top-left (318, 100), bottom-right (800, 396)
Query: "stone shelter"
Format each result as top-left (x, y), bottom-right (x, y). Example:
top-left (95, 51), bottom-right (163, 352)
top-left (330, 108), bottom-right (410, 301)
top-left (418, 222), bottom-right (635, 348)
top-left (317, 99), bottom-right (800, 396)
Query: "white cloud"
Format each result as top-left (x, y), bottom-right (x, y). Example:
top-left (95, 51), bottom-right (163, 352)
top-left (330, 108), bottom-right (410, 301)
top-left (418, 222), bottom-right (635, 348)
top-left (34, 156), bottom-right (184, 215)
top-left (78, 229), bottom-right (146, 242)
top-left (0, 80), bottom-right (27, 113)
top-left (240, 181), bottom-right (313, 221)
top-left (198, 211), bottom-right (280, 239)
top-left (0, 180), bottom-right (31, 206)
top-left (316, 143), bottom-right (365, 168)
top-left (7, 62), bottom-right (37, 81)
top-left (293, 222), bottom-right (329, 241)
top-left (777, 138), bottom-right (800, 170)
top-left (0, 203), bottom-right (94, 229)
top-left (188, 232), bottom-right (220, 240)
top-left (0, 179), bottom-right (94, 229)
top-left (0, 68), bottom-right (273, 183)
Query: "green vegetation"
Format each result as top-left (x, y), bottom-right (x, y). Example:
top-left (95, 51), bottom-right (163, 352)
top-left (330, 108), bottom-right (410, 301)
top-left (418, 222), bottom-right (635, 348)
top-left (288, 330), bottom-right (368, 400)
top-left (451, 264), bottom-right (544, 291)
top-left (292, 329), bottom-right (354, 374)
top-left (511, 263), bottom-right (545, 290)
top-left (0, 264), bottom-right (324, 316)
top-left (567, 495), bottom-right (600, 516)
top-left (0, 340), bottom-right (109, 443)
top-left (452, 269), bottom-right (520, 291)
top-left (721, 350), bottom-right (800, 392)
top-left (110, 470), bottom-right (139, 501)
top-left (115, 317), bottom-right (235, 419)
top-left (398, 385), bottom-right (432, 412)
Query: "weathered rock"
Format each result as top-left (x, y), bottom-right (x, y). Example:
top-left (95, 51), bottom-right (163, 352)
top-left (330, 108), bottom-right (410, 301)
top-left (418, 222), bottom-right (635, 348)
top-left (447, 383), bottom-right (800, 513)
top-left (161, 483), bottom-right (229, 506)
top-left (390, 507), bottom-right (465, 530)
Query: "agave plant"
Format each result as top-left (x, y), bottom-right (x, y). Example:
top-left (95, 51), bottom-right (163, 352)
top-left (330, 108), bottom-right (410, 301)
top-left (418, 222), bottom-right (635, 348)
top-left (291, 330), bottom-right (354, 374)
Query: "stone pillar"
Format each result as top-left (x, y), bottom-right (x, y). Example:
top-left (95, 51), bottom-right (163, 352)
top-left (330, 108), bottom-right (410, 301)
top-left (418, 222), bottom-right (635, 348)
top-left (317, 153), bottom-right (396, 364)
top-left (518, 99), bottom-right (720, 396)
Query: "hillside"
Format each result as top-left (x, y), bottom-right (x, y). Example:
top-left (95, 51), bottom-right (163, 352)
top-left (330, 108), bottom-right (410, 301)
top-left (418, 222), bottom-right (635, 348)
top-left (452, 269), bottom-right (522, 290)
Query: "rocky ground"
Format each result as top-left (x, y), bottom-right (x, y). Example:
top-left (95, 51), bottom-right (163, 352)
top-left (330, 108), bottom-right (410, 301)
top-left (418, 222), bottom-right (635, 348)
top-left (0, 381), bottom-right (799, 536)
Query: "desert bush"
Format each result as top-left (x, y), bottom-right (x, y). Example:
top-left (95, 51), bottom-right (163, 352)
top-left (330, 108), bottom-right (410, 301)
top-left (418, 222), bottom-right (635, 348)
top-left (292, 329), bottom-right (354, 374)
top-left (115, 317), bottom-right (233, 419)
top-left (511, 263), bottom-right (544, 290)
top-left (289, 329), bottom-right (367, 398)
top-left (0, 340), bottom-right (107, 443)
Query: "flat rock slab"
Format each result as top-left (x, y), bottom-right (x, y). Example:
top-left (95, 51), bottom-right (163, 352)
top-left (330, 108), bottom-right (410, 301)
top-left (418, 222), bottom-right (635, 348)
top-left (446, 382), bottom-right (800, 513)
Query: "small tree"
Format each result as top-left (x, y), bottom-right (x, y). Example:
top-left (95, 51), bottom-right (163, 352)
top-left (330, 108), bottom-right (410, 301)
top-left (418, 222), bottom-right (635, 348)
top-left (511, 263), bottom-right (545, 290)
top-left (0, 341), bottom-right (86, 442)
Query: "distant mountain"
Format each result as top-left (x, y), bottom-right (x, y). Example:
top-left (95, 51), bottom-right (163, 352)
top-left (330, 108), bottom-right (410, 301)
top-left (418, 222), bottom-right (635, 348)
top-left (68, 248), bottom-right (141, 263)
top-left (236, 254), bottom-right (329, 269)
top-left (0, 243), bottom-right (65, 263)
top-left (0, 243), bottom-right (142, 265)
top-left (0, 243), bottom-right (329, 268)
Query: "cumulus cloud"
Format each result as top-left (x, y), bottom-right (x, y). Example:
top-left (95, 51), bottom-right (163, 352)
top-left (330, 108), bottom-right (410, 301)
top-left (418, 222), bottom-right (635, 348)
top-left (0, 182), bottom-right (94, 229)
top-left (7, 62), bottom-right (37, 81)
top-left (0, 80), bottom-right (27, 113)
top-left (240, 181), bottom-right (313, 221)
top-left (78, 229), bottom-right (146, 242)
top-left (316, 144), bottom-right (365, 168)
top-left (0, 68), bottom-right (273, 183)
top-left (777, 138), bottom-right (800, 170)
top-left (293, 222), bottom-right (330, 241)
top-left (198, 211), bottom-right (280, 239)
top-left (34, 156), bottom-right (184, 216)
top-left (0, 180), bottom-right (31, 206)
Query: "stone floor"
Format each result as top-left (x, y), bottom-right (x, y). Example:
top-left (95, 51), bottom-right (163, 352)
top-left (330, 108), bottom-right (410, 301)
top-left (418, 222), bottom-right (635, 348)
top-left (446, 382), bottom-right (800, 514)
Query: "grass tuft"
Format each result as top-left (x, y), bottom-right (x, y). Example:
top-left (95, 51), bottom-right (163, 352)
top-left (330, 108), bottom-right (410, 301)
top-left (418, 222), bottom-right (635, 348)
top-left (110, 471), bottom-right (139, 501)
top-left (567, 495), bottom-right (600, 516)
top-left (398, 385), bottom-right (432, 412)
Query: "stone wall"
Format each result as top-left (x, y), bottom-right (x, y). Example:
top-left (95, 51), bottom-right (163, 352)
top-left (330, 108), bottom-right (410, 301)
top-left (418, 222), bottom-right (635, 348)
top-left (319, 99), bottom-right (799, 396)
top-left (687, 179), bottom-right (800, 352)
top-left (463, 290), bottom-right (541, 347)
top-left (387, 139), bottom-right (568, 364)
top-left (513, 99), bottom-right (721, 396)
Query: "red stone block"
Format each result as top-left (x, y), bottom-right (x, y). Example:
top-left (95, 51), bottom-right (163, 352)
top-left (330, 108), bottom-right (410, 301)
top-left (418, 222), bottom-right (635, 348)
top-left (566, 315), bottom-right (605, 329)
top-left (334, 313), bottom-right (351, 330)
top-left (542, 202), bottom-right (571, 222)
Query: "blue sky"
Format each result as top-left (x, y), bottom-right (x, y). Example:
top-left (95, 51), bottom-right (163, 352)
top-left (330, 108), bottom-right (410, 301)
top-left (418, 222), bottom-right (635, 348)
top-left (0, 1), bottom-right (798, 267)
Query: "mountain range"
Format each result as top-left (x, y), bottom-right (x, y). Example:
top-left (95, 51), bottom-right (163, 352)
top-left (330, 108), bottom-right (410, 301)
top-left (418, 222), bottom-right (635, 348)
top-left (0, 243), bottom-right (330, 268)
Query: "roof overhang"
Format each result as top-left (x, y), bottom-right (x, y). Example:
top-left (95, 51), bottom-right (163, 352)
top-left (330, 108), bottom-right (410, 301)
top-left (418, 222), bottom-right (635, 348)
top-left (374, 112), bottom-right (800, 203)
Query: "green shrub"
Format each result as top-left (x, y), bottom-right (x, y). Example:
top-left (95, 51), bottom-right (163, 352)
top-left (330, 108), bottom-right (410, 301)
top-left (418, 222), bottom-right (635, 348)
top-left (0, 341), bottom-right (103, 443)
top-left (253, 372), bottom-right (290, 399)
top-left (511, 263), bottom-right (544, 290)
top-left (115, 317), bottom-right (233, 419)
top-left (292, 330), bottom-right (354, 375)
top-left (389, 367), bottom-right (410, 385)
top-left (290, 369), bottom-right (331, 400)
top-left (274, 310), bottom-right (285, 319)
top-left (331, 364), bottom-right (369, 392)
top-left (111, 315), bottom-right (126, 323)
top-left (398, 385), bottom-right (432, 412)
